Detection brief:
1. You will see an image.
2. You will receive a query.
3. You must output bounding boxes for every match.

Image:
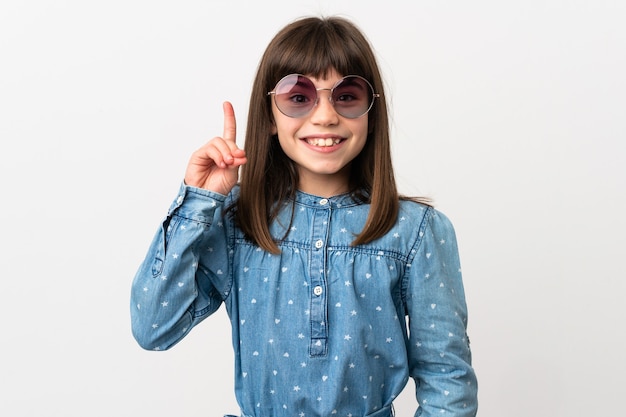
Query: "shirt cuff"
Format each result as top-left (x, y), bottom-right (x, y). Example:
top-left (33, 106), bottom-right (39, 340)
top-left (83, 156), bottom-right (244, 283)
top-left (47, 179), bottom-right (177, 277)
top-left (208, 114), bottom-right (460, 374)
top-left (167, 181), bottom-right (228, 222)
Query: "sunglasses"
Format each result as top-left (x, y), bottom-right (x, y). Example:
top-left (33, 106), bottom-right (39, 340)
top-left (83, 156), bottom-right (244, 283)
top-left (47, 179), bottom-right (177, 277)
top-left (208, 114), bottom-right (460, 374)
top-left (267, 74), bottom-right (380, 119)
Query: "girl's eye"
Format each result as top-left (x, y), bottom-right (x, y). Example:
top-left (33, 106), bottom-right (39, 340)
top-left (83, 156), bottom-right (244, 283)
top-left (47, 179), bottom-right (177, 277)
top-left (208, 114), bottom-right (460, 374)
top-left (336, 93), bottom-right (357, 102)
top-left (289, 94), bottom-right (310, 103)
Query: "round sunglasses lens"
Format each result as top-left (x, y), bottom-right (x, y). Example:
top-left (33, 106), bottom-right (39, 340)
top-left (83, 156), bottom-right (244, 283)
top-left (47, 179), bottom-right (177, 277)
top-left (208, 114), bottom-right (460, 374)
top-left (274, 75), bottom-right (317, 118)
top-left (332, 76), bottom-right (374, 119)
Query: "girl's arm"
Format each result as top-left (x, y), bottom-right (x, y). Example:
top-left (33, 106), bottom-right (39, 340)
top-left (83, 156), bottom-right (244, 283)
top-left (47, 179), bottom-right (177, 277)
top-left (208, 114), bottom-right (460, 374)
top-left (404, 208), bottom-right (478, 416)
top-left (130, 184), bottom-right (232, 351)
top-left (131, 102), bottom-right (245, 350)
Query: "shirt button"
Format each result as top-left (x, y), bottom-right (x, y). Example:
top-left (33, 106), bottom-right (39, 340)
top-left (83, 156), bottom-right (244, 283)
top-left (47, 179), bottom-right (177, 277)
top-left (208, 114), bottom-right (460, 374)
top-left (313, 286), bottom-right (323, 296)
top-left (319, 198), bottom-right (328, 206)
top-left (176, 196), bottom-right (184, 204)
top-left (315, 239), bottom-right (324, 249)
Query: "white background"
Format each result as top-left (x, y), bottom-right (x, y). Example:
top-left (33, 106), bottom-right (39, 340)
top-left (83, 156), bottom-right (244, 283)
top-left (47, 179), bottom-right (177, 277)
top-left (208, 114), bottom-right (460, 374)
top-left (1, 1), bottom-right (624, 416)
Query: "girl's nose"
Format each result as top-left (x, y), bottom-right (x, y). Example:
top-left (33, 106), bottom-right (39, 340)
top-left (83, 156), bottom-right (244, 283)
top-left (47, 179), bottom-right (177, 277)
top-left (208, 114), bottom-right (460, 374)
top-left (309, 90), bottom-right (339, 125)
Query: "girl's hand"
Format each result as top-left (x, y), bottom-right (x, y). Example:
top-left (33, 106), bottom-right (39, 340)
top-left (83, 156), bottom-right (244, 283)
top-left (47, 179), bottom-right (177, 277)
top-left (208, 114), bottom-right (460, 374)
top-left (184, 101), bottom-right (247, 195)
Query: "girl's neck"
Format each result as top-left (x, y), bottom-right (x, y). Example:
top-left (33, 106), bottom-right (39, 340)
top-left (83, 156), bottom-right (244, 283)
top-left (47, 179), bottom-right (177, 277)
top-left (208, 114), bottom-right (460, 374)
top-left (297, 171), bottom-right (350, 198)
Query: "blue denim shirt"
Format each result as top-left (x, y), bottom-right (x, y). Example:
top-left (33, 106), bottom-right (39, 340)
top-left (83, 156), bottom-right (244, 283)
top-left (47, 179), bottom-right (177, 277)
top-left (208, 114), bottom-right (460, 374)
top-left (131, 184), bottom-right (477, 417)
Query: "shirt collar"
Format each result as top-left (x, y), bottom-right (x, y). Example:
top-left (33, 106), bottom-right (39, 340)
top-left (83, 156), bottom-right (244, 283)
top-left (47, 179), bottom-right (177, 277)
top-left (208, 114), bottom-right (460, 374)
top-left (291, 189), bottom-right (365, 209)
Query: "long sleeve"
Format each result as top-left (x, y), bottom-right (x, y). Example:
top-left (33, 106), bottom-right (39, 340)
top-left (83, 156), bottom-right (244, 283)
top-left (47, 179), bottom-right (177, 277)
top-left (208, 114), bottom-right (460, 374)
top-left (403, 208), bottom-right (478, 416)
top-left (130, 183), bottom-right (233, 351)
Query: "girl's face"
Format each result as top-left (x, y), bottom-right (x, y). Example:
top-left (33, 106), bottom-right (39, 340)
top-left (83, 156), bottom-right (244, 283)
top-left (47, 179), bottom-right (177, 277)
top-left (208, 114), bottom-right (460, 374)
top-left (270, 68), bottom-right (369, 197)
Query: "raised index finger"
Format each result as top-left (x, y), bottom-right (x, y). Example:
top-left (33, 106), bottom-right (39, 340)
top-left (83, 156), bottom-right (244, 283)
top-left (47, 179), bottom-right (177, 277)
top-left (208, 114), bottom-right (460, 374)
top-left (222, 101), bottom-right (237, 142)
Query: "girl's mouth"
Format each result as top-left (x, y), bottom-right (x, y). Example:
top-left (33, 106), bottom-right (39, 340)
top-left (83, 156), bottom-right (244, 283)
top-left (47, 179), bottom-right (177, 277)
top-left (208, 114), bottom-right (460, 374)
top-left (304, 137), bottom-right (344, 147)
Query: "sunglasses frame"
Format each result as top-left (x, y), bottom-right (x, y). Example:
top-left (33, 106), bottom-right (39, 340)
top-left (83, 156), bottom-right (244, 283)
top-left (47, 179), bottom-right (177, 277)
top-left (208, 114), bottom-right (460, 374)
top-left (267, 74), bottom-right (380, 119)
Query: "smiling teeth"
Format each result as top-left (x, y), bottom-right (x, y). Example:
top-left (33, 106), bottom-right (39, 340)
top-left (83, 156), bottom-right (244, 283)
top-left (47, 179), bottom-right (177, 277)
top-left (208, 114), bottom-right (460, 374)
top-left (306, 138), bottom-right (342, 147)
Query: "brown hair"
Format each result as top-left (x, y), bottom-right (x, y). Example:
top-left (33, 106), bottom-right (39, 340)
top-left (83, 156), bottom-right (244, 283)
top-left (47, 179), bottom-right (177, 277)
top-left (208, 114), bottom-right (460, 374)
top-left (233, 16), bottom-right (417, 254)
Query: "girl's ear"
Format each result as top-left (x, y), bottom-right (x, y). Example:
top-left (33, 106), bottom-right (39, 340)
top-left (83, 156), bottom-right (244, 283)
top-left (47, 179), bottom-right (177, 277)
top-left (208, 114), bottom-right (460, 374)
top-left (270, 120), bottom-right (278, 135)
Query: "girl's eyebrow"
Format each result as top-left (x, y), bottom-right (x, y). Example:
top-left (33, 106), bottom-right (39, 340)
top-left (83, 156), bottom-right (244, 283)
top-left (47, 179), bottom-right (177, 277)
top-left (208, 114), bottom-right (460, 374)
top-left (294, 79), bottom-right (312, 88)
top-left (338, 78), bottom-right (367, 90)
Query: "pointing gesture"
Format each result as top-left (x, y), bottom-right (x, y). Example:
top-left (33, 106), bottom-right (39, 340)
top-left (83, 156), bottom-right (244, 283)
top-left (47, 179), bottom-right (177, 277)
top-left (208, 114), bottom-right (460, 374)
top-left (222, 100), bottom-right (237, 143)
top-left (184, 101), bottom-right (247, 195)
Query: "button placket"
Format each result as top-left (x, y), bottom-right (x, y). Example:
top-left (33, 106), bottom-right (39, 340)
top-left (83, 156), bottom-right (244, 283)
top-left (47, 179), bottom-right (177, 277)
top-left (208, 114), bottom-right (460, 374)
top-left (308, 202), bottom-right (331, 357)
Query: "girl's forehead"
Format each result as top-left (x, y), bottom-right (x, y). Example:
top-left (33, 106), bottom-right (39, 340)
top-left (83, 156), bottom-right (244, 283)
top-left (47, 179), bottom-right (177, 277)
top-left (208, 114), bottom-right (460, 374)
top-left (271, 65), bottom-right (322, 80)
top-left (303, 68), bottom-right (344, 81)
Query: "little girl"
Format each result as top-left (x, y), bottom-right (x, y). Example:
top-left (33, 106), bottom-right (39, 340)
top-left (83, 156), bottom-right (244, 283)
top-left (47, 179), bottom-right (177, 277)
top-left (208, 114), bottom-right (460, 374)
top-left (131, 16), bottom-right (478, 417)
